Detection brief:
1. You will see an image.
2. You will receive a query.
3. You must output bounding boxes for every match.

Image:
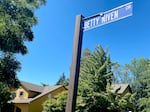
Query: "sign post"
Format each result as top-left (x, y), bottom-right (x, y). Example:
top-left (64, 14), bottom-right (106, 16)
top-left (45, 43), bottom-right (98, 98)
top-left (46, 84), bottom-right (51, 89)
top-left (65, 15), bottom-right (83, 112)
top-left (66, 2), bottom-right (133, 112)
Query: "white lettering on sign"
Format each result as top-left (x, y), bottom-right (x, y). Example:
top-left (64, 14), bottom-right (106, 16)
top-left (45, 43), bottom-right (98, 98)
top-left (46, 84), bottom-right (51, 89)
top-left (83, 2), bottom-right (132, 31)
top-left (125, 4), bottom-right (132, 10)
top-left (84, 17), bottom-right (100, 30)
top-left (101, 10), bottom-right (118, 24)
top-left (84, 10), bottom-right (119, 30)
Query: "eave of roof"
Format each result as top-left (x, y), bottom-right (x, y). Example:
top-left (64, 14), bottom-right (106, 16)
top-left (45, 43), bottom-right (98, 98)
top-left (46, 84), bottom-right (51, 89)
top-left (11, 99), bottom-right (32, 104)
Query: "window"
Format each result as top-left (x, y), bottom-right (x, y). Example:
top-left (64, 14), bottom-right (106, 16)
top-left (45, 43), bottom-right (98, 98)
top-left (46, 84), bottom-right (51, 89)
top-left (19, 91), bottom-right (24, 96)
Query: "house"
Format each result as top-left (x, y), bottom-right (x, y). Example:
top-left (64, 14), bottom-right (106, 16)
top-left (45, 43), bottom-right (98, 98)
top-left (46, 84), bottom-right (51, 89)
top-left (8, 81), bottom-right (131, 112)
top-left (111, 84), bottom-right (132, 97)
top-left (10, 81), bottom-right (67, 112)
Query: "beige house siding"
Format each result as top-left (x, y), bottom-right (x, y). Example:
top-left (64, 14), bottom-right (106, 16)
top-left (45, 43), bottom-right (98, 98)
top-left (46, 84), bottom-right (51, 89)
top-left (15, 87), bottom-right (29, 100)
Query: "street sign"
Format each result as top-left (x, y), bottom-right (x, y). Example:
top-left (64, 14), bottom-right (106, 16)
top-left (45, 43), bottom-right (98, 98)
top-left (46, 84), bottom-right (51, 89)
top-left (66, 2), bottom-right (133, 112)
top-left (83, 2), bottom-right (133, 31)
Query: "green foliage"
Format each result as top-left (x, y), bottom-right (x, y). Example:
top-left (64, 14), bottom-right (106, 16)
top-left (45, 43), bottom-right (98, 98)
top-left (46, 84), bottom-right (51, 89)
top-left (42, 91), bottom-right (84, 112)
top-left (138, 97), bottom-right (150, 112)
top-left (118, 93), bottom-right (135, 111)
top-left (78, 82), bottom-right (135, 112)
top-left (42, 91), bottom-right (67, 112)
top-left (77, 45), bottom-right (114, 112)
top-left (0, 0), bottom-right (46, 54)
top-left (0, 53), bottom-right (20, 87)
top-left (0, 82), bottom-right (12, 108)
top-left (79, 45), bottom-right (135, 112)
top-left (56, 73), bottom-right (69, 86)
top-left (80, 45), bottom-right (113, 92)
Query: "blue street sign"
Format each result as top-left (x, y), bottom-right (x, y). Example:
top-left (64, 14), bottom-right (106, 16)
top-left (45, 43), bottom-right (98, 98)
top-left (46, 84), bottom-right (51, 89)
top-left (83, 2), bottom-right (133, 31)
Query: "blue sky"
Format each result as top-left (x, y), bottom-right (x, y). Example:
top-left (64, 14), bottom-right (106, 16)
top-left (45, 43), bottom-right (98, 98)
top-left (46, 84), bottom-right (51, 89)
top-left (17, 0), bottom-right (150, 85)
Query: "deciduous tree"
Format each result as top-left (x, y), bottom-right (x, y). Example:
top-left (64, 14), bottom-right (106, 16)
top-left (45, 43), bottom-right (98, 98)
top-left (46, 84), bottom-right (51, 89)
top-left (56, 73), bottom-right (69, 86)
top-left (114, 58), bottom-right (150, 111)
top-left (0, 0), bottom-right (46, 109)
top-left (0, 0), bottom-right (46, 54)
top-left (125, 58), bottom-right (150, 111)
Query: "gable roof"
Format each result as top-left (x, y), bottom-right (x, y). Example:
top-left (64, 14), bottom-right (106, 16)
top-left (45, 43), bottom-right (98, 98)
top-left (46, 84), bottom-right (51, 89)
top-left (111, 84), bottom-right (131, 94)
top-left (12, 81), bottom-right (66, 104)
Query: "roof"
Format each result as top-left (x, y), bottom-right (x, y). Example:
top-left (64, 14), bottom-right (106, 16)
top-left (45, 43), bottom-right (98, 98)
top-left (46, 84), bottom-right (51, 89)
top-left (111, 84), bottom-right (131, 94)
top-left (20, 81), bottom-right (44, 93)
top-left (11, 81), bottom-right (66, 104)
top-left (31, 85), bottom-right (62, 101)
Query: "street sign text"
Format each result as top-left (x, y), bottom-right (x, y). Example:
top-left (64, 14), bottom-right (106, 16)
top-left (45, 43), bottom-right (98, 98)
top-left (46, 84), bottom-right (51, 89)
top-left (83, 2), bottom-right (133, 31)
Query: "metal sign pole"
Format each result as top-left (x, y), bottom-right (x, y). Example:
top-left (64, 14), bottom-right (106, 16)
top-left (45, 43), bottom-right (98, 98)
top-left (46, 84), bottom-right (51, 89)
top-left (65, 15), bottom-right (83, 112)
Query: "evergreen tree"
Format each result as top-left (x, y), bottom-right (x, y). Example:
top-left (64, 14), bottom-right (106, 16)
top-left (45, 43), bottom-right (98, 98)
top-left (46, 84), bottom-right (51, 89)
top-left (42, 45), bottom-right (135, 112)
top-left (78, 45), bottom-right (114, 112)
top-left (78, 46), bottom-right (134, 112)
top-left (56, 73), bottom-right (69, 86)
